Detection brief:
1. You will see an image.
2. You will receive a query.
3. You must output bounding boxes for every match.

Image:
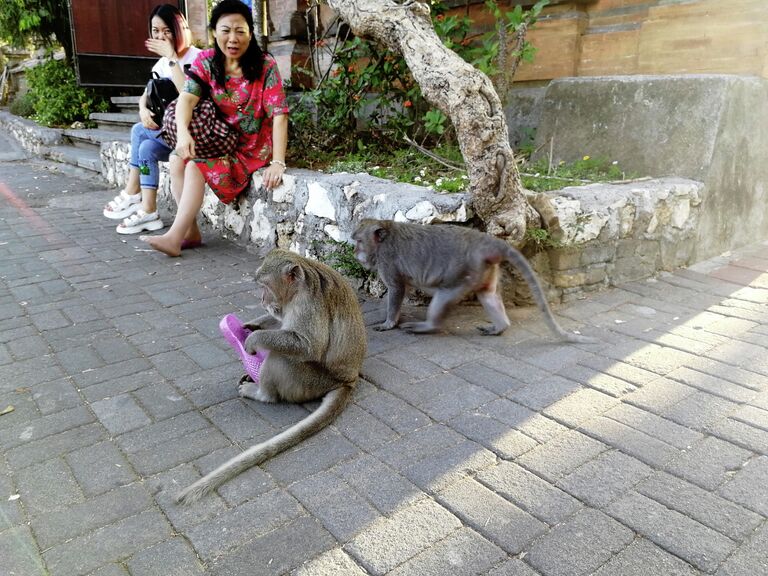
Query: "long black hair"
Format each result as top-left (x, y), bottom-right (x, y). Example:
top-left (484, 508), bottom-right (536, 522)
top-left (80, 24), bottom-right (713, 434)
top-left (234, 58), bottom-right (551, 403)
top-left (148, 4), bottom-right (188, 55)
top-left (209, 0), bottom-right (265, 85)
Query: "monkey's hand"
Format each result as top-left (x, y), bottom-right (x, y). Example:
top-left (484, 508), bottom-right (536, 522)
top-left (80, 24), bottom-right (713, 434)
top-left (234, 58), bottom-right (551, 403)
top-left (243, 314), bottom-right (278, 331)
top-left (373, 319), bottom-right (399, 332)
top-left (244, 331), bottom-right (262, 355)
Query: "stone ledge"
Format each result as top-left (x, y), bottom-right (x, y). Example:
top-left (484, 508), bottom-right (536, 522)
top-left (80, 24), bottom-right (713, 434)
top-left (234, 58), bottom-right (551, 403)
top-left (531, 74), bottom-right (768, 260)
top-left (530, 177), bottom-right (704, 300)
top-left (1, 111), bottom-right (705, 303)
top-left (197, 169), bottom-right (471, 256)
top-left (0, 110), bottom-right (62, 153)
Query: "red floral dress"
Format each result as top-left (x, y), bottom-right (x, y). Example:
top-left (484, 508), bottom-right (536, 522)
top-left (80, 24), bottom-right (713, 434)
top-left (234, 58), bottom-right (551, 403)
top-left (185, 49), bottom-right (289, 204)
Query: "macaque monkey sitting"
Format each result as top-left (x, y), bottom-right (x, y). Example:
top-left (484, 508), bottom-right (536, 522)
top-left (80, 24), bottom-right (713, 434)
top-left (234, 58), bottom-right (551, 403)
top-left (175, 249), bottom-right (367, 504)
top-left (352, 219), bottom-right (594, 343)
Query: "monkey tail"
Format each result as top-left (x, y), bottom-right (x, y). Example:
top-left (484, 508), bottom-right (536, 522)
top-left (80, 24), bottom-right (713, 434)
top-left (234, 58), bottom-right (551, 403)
top-left (501, 243), bottom-right (597, 344)
top-left (175, 385), bottom-right (353, 505)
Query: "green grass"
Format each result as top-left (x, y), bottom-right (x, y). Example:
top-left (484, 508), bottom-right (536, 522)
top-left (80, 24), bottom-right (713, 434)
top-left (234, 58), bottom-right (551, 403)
top-left (297, 142), bottom-right (635, 195)
top-left (520, 156), bottom-right (634, 192)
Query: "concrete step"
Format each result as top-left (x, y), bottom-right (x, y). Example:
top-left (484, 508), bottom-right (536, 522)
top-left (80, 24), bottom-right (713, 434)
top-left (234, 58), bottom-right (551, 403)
top-left (63, 128), bottom-right (131, 148)
top-left (90, 111), bottom-right (139, 131)
top-left (47, 145), bottom-right (102, 173)
top-left (111, 95), bottom-right (141, 113)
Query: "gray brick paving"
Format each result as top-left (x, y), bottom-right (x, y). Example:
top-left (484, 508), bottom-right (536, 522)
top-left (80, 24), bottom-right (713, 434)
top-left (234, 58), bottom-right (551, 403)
top-left (290, 471), bottom-right (382, 542)
top-left (608, 491), bottom-right (738, 572)
top-left (525, 508), bottom-right (634, 576)
top-left (593, 538), bottom-right (702, 576)
top-left (556, 449), bottom-right (654, 508)
top-left (487, 559), bottom-right (542, 576)
top-left (437, 477), bottom-right (548, 553)
top-left (635, 471), bottom-right (764, 541)
top-left (91, 393), bottom-right (152, 435)
top-left (65, 440), bottom-right (138, 495)
top-left (185, 489), bottom-right (305, 561)
top-left (717, 455), bottom-right (768, 516)
top-left (477, 461), bottom-right (583, 525)
top-left (43, 509), bottom-right (172, 576)
top-left (30, 483), bottom-right (153, 549)
top-left (516, 429), bottom-right (609, 482)
top-left (387, 527), bottom-right (506, 576)
top-left (127, 538), bottom-right (206, 576)
top-left (715, 522), bottom-right (768, 576)
top-left (210, 516), bottom-right (336, 576)
top-left (292, 548), bottom-right (368, 576)
top-left (15, 457), bottom-right (84, 515)
top-left (3, 154), bottom-right (768, 575)
top-left (345, 499), bottom-right (461, 575)
top-left (664, 436), bottom-right (753, 491)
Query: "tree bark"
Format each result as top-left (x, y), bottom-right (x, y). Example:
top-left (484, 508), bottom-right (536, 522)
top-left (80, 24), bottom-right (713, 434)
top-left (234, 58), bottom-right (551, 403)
top-left (324, 0), bottom-right (534, 241)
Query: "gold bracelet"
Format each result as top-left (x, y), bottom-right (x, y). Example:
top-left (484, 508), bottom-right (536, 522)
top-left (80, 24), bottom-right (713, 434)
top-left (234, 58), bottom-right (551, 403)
top-left (270, 159), bottom-right (286, 169)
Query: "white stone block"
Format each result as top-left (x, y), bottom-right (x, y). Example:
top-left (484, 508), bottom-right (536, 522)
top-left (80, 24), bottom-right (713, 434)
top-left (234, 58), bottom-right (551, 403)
top-left (250, 199), bottom-right (272, 242)
top-left (224, 198), bottom-right (249, 236)
top-left (324, 224), bottom-right (343, 242)
top-left (201, 190), bottom-right (220, 227)
top-left (272, 173), bottom-right (295, 204)
top-left (670, 198), bottom-right (691, 229)
top-left (344, 182), bottom-right (361, 201)
top-left (306, 181), bottom-right (336, 220)
top-left (405, 201), bottom-right (437, 222)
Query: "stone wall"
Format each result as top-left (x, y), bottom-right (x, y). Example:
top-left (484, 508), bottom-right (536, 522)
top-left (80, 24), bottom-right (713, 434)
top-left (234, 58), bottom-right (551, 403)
top-left (1, 109), bottom-right (705, 304)
top-left (531, 74), bottom-right (768, 261)
top-left (532, 178), bottom-right (704, 301)
top-left (505, 0), bottom-right (768, 82)
top-left (0, 111), bottom-right (62, 154)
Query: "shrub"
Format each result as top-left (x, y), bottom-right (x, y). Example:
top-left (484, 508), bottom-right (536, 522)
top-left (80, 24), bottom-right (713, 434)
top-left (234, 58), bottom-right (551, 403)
top-left (315, 238), bottom-right (371, 281)
top-left (25, 58), bottom-right (108, 127)
top-left (9, 91), bottom-right (35, 117)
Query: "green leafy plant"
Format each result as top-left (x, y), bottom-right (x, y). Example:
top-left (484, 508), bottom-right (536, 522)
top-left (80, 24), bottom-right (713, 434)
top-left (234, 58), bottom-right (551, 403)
top-left (423, 109), bottom-right (447, 136)
top-left (316, 238), bottom-right (371, 281)
top-left (9, 91), bottom-right (35, 117)
top-left (525, 226), bottom-right (561, 251)
top-left (289, 1), bottom-right (549, 167)
top-left (0, 0), bottom-right (74, 61)
top-left (25, 57), bottom-right (108, 126)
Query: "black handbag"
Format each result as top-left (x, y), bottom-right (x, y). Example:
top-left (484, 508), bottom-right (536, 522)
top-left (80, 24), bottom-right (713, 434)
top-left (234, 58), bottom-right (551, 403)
top-left (145, 72), bottom-right (178, 122)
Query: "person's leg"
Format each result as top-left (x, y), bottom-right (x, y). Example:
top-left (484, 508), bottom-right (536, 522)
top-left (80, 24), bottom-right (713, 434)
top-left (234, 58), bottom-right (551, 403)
top-left (141, 161), bottom-right (206, 256)
top-left (169, 154), bottom-right (185, 205)
top-left (116, 133), bottom-right (173, 234)
top-left (136, 135), bottom-right (171, 214)
top-left (168, 155), bottom-right (202, 246)
top-left (103, 123), bottom-right (146, 218)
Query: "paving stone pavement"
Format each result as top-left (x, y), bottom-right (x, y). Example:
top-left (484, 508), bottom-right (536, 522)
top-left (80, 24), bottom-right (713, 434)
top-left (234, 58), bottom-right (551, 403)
top-left (1, 132), bottom-right (768, 575)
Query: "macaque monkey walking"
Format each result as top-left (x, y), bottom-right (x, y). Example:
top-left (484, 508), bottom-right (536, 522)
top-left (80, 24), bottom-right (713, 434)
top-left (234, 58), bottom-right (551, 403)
top-left (352, 219), bottom-right (595, 343)
top-left (175, 249), bottom-right (367, 504)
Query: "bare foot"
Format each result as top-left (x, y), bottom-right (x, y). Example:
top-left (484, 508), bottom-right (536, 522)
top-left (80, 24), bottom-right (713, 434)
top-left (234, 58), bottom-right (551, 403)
top-left (182, 229), bottom-right (203, 246)
top-left (140, 233), bottom-right (182, 257)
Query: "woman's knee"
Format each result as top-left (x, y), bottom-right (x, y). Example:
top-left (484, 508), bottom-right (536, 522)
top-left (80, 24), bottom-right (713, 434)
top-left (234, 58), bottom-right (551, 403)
top-left (169, 154), bottom-right (184, 174)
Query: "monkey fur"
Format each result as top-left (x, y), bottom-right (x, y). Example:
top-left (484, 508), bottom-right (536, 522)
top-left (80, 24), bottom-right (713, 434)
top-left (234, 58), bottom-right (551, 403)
top-left (175, 249), bottom-right (367, 504)
top-left (352, 219), bottom-right (595, 343)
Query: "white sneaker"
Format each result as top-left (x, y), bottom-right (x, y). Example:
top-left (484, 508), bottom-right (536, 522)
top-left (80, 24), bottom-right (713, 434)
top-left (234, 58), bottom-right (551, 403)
top-left (116, 210), bottom-right (164, 235)
top-left (103, 191), bottom-right (141, 220)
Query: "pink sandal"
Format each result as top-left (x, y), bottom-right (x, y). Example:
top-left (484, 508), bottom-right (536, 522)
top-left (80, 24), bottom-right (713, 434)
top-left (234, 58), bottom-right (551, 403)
top-left (219, 314), bottom-right (268, 382)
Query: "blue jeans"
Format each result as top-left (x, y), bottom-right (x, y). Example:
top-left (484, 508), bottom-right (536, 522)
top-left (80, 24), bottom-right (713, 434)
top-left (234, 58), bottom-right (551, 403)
top-left (129, 122), bottom-right (172, 190)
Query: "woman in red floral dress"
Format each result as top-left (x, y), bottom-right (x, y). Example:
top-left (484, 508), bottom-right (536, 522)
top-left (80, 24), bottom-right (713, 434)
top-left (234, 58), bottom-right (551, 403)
top-left (143, 0), bottom-right (288, 256)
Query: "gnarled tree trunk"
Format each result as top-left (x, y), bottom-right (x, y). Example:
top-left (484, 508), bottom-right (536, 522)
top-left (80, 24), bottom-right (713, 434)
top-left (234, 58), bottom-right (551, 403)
top-left (324, 0), bottom-right (536, 241)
